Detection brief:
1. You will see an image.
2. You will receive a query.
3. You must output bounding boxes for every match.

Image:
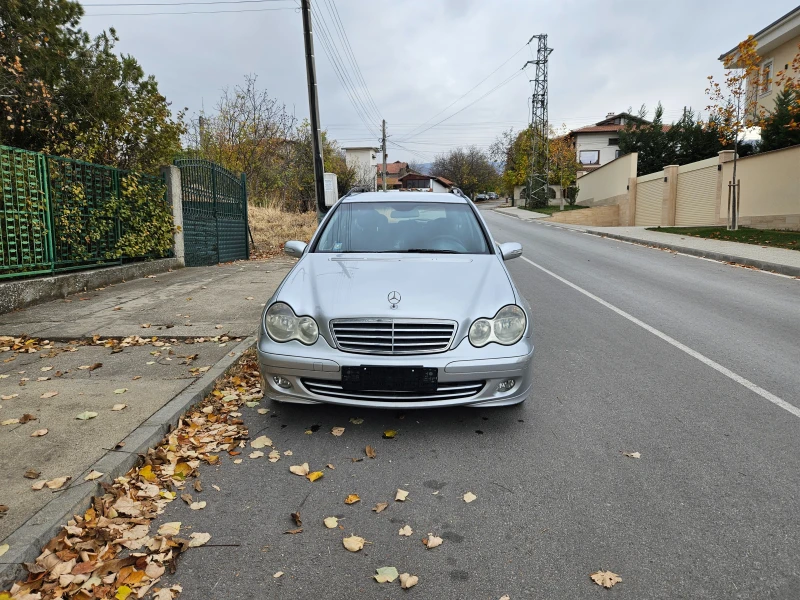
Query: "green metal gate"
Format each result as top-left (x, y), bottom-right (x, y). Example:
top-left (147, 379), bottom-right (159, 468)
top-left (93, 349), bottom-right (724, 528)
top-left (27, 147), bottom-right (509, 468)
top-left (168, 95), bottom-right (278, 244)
top-left (174, 159), bottom-right (249, 267)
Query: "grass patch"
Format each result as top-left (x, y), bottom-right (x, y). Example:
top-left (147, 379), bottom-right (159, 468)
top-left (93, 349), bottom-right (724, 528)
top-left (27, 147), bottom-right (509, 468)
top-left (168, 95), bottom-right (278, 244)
top-left (648, 226), bottom-right (800, 252)
top-left (519, 204), bottom-right (588, 215)
top-left (249, 205), bottom-right (318, 257)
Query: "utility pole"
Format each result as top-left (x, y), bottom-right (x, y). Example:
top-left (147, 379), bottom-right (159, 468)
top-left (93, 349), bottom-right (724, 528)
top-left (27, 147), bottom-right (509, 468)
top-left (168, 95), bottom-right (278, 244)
top-left (381, 119), bottom-right (387, 192)
top-left (300, 0), bottom-right (326, 221)
top-left (524, 34), bottom-right (553, 210)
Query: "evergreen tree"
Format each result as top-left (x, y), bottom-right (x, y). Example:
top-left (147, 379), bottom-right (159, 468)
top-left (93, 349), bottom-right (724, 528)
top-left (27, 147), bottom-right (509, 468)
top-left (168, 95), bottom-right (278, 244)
top-left (759, 87), bottom-right (800, 152)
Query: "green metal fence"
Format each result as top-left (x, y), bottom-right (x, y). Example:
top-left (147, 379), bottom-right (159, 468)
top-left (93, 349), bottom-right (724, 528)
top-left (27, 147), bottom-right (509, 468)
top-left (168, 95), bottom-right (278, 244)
top-left (174, 158), bottom-right (248, 267)
top-left (0, 145), bottom-right (169, 279)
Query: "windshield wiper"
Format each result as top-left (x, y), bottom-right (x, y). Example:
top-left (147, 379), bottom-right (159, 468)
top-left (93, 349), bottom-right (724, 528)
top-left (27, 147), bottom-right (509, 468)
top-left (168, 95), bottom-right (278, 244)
top-left (403, 249), bottom-right (461, 254)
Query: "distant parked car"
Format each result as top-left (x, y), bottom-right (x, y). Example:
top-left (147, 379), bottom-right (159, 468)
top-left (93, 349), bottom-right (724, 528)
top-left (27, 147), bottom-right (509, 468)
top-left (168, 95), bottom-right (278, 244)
top-left (487, 192), bottom-right (498, 200)
top-left (475, 193), bottom-right (488, 202)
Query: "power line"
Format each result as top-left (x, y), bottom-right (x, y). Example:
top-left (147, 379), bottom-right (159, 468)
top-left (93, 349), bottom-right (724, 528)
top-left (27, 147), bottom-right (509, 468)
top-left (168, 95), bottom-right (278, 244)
top-left (320, 0), bottom-right (382, 124)
top-left (83, 0), bottom-right (290, 5)
top-left (308, 2), bottom-right (380, 139)
top-left (399, 69), bottom-right (524, 142)
top-left (83, 6), bottom-right (295, 15)
top-left (398, 42), bottom-right (529, 142)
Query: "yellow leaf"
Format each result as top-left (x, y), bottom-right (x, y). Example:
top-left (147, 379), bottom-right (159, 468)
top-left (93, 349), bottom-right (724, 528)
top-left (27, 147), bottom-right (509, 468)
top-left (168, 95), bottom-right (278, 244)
top-left (323, 517), bottom-right (338, 528)
top-left (251, 435), bottom-right (272, 449)
top-left (173, 462), bottom-right (192, 479)
top-left (590, 570), bottom-right (622, 588)
top-left (0, 544), bottom-right (8, 558)
top-left (342, 535), bottom-right (365, 552)
top-left (344, 494), bottom-right (360, 505)
top-left (139, 465), bottom-right (157, 482)
top-left (115, 585), bottom-right (132, 600)
top-left (157, 522), bottom-right (181, 536)
top-left (306, 471), bottom-right (324, 482)
top-left (382, 429), bottom-right (397, 439)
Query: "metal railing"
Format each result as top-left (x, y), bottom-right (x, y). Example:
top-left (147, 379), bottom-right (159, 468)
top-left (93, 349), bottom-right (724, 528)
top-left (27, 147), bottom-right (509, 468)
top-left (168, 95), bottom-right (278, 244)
top-left (1, 145), bottom-right (168, 280)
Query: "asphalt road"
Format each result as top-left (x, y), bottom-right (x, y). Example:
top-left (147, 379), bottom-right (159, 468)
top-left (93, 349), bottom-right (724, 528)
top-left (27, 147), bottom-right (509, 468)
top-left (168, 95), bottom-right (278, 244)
top-left (155, 209), bottom-right (800, 599)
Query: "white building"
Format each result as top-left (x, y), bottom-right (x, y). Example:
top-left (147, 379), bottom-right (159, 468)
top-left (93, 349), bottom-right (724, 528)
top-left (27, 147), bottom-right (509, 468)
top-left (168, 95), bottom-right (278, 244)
top-left (343, 146), bottom-right (379, 191)
top-left (569, 112), bottom-right (656, 177)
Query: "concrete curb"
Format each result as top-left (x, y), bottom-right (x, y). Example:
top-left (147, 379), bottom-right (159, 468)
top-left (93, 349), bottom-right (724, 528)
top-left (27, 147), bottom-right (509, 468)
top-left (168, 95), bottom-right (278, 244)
top-left (0, 335), bottom-right (257, 589)
top-left (582, 231), bottom-right (800, 278)
top-left (0, 258), bottom-right (183, 315)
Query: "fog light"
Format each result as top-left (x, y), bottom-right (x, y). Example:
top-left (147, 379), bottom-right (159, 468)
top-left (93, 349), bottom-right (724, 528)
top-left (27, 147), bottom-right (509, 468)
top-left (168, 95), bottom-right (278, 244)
top-left (272, 375), bottom-right (293, 389)
top-left (497, 379), bottom-right (515, 393)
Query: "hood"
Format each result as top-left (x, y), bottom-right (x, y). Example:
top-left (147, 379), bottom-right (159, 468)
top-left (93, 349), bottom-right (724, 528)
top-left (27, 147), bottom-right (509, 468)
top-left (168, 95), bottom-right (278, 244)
top-left (276, 254), bottom-right (517, 341)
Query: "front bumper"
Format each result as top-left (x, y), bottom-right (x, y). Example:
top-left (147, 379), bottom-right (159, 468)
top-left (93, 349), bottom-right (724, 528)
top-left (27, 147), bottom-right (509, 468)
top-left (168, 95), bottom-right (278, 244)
top-left (256, 332), bottom-right (534, 409)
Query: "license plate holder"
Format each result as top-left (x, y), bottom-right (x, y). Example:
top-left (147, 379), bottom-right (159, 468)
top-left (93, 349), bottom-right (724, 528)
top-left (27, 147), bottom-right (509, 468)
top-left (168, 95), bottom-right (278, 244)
top-left (341, 366), bottom-right (438, 392)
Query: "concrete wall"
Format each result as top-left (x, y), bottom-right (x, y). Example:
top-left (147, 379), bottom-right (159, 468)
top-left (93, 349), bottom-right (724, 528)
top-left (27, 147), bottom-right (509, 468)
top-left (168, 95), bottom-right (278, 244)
top-left (720, 144), bottom-right (800, 229)
top-left (576, 152), bottom-right (637, 207)
top-left (544, 205), bottom-right (620, 227)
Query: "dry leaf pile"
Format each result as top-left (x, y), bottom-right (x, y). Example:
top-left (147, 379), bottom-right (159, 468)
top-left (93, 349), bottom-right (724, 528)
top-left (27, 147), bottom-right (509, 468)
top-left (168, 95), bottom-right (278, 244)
top-left (0, 354), bottom-right (262, 600)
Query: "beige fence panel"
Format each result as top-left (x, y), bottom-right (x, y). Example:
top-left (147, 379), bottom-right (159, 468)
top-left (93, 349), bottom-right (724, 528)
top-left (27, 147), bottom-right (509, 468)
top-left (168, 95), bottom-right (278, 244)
top-left (635, 178), bottom-right (662, 226)
top-left (675, 162), bottom-right (717, 226)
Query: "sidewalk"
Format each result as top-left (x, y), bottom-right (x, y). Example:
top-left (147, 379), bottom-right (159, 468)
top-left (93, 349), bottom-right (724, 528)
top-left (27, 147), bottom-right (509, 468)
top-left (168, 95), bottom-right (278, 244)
top-left (494, 207), bottom-right (800, 278)
top-left (0, 257), bottom-right (293, 566)
top-left (493, 206), bottom-right (549, 221)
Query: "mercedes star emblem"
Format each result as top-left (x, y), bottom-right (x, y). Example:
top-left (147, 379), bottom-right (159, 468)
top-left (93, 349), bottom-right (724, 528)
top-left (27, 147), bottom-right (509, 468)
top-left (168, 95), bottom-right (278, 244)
top-left (387, 291), bottom-right (401, 309)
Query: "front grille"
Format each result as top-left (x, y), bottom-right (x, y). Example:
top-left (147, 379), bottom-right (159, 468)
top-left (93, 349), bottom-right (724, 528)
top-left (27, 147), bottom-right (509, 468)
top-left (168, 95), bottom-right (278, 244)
top-left (330, 319), bottom-right (457, 355)
top-left (301, 379), bottom-right (485, 402)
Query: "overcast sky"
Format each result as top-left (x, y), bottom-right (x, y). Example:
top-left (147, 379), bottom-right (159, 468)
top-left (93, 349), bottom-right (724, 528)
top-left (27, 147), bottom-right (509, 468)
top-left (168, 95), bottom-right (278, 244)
top-left (81, 0), bottom-right (797, 164)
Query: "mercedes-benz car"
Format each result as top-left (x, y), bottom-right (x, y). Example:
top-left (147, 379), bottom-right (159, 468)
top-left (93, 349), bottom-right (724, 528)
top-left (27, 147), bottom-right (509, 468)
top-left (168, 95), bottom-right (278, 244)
top-left (256, 191), bottom-right (533, 409)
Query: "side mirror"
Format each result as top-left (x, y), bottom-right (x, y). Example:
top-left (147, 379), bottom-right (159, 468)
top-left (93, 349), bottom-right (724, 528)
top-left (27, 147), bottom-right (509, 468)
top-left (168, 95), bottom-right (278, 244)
top-left (284, 240), bottom-right (308, 258)
top-left (498, 242), bottom-right (522, 261)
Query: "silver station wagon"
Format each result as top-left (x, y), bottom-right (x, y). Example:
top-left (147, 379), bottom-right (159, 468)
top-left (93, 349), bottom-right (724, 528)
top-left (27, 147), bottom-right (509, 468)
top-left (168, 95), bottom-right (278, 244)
top-left (256, 191), bottom-right (534, 409)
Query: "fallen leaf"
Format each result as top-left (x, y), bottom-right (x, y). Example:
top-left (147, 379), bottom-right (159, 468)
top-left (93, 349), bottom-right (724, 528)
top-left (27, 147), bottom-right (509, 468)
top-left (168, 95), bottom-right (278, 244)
top-left (331, 426), bottom-right (345, 436)
top-left (399, 573), bottom-right (419, 589)
top-left (398, 525), bottom-right (413, 536)
top-left (251, 435), bottom-right (273, 449)
top-left (326, 463), bottom-right (335, 469)
top-left (423, 534), bottom-right (443, 549)
top-left (342, 535), bottom-right (365, 552)
top-left (284, 527), bottom-right (303, 535)
top-left (19, 413), bottom-right (36, 423)
top-left (30, 428), bottom-right (48, 437)
top-left (1, 394), bottom-right (18, 400)
top-left (323, 517), bottom-right (338, 528)
top-left (115, 585), bottom-right (132, 600)
top-left (306, 471), bottom-right (324, 482)
top-left (114, 388), bottom-right (127, 394)
top-left (157, 522), bottom-right (181, 536)
top-left (374, 566), bottom-right (399, 583)
top-left (344, 494), bottom-right (360, 505)
top-left (622, 451), bottom-right (641, 459)
top-left (45, 476), bottom-right (70, 490)
top-left (40, 391), bottom-right (58, 399)
top-left (245, 401), bottom-right (259, 408)
top-left (111, 404), bottom-right (127, 411)
top-left (132, 376), bottom-right (141, 381)
top-left (395, 489), bottom-right (409, 502)
top-left (139, 465), bottom-right (157, 482)
top-left (273, 571), bottom-right (284, 578)
top-left (349, 417), bottom-right (364, 425)
top-left (40, 366), bottom-right (53, 372)
top-left (31, 480), bottom-right (47, 490)
top-left (245, 296), bottom-right (254, 300)
top-left (1, 418), bottom-right (19, 426)
top-left (284, 450), bottom-right (293, 456)
top-left (268, 450), bottom-right (281, 462)
top-left (0, 544), bottom-right (8, 558)
top-left (249, 451), bottom-right (264, 459)
top-left (463, 492), bottom-right (477, 503)
top-left (290, 511), bottom-right (302, 526)
top-left (84, 470), bottom-right (104, 481)
top-left (372, 502), bottom-right (389, 513)
top-left (212, 484), bottom-right (221, 491)
top-left (88, 362), bottom-right (103, 371)
top-left (365, 445), bottom-right (376, 459)
top-left (234, 459), bottom-right (242, 464)
top-left (189, 501), bottom-right (206, 510)
top-left (289, 463), bottom-right (310, 476)
top-left (257, 408), bottom-right (269, 414)
top-left (590, 570), bottom-right (622, 589)
top-left (76, 411), bottom-right (98, 420)
top-left (383, 429), bottom-right (397, 439)
top-left (141, 324), bottom-right (151, 329)
top-left (24, 468), bottom-right (40, 479)
top-left (189, 532), bottom-right (211, 547)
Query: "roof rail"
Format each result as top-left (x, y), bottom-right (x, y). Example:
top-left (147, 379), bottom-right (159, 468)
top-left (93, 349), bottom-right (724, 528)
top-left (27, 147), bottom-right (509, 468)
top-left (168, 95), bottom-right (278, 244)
top-left (450, 187), bottom-right (470, 200)
top-left (340, 185), bottom-right (373, 200)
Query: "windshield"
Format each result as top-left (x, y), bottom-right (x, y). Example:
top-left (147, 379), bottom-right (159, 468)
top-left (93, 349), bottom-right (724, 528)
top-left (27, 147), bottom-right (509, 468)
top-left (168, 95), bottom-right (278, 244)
top-left (314, 201), bottom-right (491, 254)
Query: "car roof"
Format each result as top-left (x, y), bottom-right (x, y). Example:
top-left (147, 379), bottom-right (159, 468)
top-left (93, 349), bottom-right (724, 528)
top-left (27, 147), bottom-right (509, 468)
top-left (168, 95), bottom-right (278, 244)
top-left (341, 191), bottom-right (467, 204)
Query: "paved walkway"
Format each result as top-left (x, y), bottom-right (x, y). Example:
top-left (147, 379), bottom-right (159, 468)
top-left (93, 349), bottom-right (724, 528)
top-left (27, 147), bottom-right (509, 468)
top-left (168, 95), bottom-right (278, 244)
top-left (0, 258), bottom-right (293, 543)
top-left (493, 206), bottom-right (549, 220)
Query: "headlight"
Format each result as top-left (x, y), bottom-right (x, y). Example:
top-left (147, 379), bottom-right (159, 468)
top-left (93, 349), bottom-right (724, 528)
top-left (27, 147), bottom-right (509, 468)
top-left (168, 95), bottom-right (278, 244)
top-left (264, 302), bottom-right (319, 345)
top-left (469, 305), bottom-right (526, 347)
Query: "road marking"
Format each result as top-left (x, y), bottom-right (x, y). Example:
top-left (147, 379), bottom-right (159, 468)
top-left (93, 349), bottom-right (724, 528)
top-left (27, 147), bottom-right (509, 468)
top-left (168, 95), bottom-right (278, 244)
top-left (519, 255), bottom-right (800, 419)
